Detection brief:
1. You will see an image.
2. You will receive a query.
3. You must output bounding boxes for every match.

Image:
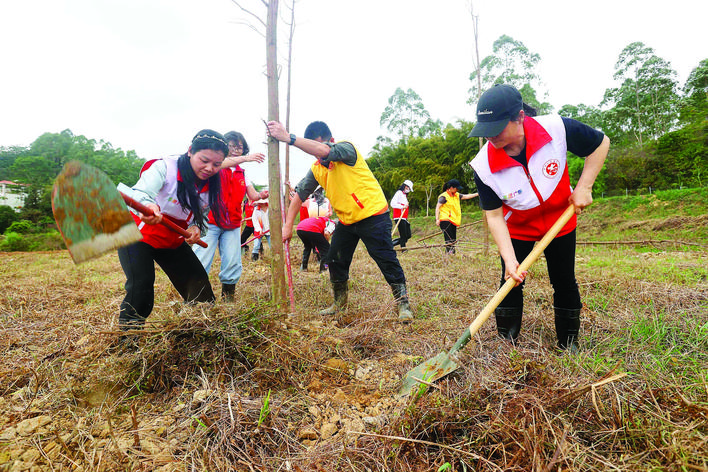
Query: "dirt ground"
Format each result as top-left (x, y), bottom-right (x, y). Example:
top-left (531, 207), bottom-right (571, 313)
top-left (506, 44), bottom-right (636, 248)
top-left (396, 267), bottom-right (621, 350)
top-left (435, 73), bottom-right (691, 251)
top-left (1, 213), bottom-right (707, 471)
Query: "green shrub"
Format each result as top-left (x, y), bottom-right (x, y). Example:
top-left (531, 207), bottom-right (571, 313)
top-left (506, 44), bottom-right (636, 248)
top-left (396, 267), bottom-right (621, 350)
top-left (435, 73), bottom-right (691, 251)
top-left (27, 232), bottom-right (65, 251)
top-left (0, 205), bottom-right (18, 233)
top-left (6, 220), bottom-right (36, 234)
top-left (0, 232), bottom-right (30, 251)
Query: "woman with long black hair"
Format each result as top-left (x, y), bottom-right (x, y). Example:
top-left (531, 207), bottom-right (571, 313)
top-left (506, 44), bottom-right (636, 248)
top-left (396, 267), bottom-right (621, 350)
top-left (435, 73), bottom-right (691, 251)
top-left (117, 129), bottom-right (229, 330)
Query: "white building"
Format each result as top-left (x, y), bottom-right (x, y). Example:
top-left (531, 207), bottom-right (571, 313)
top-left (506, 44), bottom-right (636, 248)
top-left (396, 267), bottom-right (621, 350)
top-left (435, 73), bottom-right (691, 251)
top-left (0, 181), bottom-right (26, 211)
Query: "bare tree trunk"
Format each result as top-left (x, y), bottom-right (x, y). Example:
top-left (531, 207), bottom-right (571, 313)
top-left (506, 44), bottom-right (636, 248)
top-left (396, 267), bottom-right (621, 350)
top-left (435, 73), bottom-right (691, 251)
top-left (425, 182), bottom-right (433, 217)
top-left (266, 0), bottom-right (287, 308)
top-left (469, 1), bottom-right (489, 256)
top-left (284, 1), bottom-right (295, 184)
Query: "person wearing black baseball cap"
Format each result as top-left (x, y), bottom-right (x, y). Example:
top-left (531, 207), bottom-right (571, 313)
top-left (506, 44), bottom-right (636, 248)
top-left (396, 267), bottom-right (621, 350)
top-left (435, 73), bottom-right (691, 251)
top-left (469, 84), bottom-right (610, 351)
top-left (434, 179), bottom-right (478, 255)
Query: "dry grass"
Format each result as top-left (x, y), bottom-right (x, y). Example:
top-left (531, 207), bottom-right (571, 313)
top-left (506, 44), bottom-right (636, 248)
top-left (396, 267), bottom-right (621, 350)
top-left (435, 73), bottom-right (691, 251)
top-left (1, 206), bottom-right (707, 471)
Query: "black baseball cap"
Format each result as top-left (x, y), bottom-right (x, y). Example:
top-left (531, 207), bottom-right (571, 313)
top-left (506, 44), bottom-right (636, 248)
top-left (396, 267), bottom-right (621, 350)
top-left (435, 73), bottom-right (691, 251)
top-left (468, 84), bottom-right (523, 138)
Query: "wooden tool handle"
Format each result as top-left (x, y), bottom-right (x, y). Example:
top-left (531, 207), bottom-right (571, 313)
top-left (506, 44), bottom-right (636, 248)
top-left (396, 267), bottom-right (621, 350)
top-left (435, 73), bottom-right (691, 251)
top-left (467, 205), bottom-right (576, 338)
top-left (120, 192), bottom-right (208, 248)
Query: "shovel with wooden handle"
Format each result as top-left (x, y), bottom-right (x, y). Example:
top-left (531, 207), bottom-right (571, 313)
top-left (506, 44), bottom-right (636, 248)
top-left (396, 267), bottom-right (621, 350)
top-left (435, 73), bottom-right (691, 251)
top-left (398, 205), bottom-right (577, 396)
top-left (117, 185), bottom-right (208, 248)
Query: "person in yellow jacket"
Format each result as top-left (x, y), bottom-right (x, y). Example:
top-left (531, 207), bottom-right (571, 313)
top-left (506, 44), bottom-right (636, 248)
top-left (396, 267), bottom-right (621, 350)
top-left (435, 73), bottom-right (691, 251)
top-left (266, 120), bottom-right (413, 323)
top-left (435, 179), bottom-right (478, 254)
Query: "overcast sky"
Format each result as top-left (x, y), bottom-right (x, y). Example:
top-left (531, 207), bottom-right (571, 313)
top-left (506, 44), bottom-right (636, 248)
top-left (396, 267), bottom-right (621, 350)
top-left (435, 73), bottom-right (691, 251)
top-left (1, 0), bottom-right (705, 186)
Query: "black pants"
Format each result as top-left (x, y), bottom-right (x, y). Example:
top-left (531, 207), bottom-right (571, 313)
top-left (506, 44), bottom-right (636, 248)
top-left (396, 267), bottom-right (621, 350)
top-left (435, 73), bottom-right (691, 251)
top-left (392, 219), bottom-right (411, 248)
top-left (327, 212), bottom-right (405, 284)
top-left (240, 225), bottom-right (254, 246)
top-left (297, 229), bottom-right (330, 269)
top-left (499, 229), bottom-right (581, 310)
top-left (440, 220), bottom-right (457, 254)
top-left (118, 241), bottom-right (215, 326)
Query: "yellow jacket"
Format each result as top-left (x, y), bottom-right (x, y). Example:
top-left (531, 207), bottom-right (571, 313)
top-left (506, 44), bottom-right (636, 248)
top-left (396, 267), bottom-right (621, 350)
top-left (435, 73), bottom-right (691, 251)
top-left (438, 190), bottom-right (461, 226)
top-left (311, 142), bottom-right (387, 224)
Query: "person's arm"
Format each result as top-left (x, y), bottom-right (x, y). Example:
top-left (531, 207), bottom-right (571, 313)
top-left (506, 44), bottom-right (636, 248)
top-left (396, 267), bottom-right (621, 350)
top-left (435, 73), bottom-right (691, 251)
top-left (485, 208), bottom-right (526, 285)
top-left (222, 152), bottom-right (265, 168)
top-left (282, 193), bottom-right (304, 242)
top-left (266, 121), bottom-right (331, 159)
top-left (246, 184), bottom-right (267, 203)
top-left (461, 192), bottom-right (479, 200)
top-left (569, 135), bottom-right (610, 213)
top-left (130, 161), bottom-right (167, 225)
top-left (435, 199), bottom-right (443, 226)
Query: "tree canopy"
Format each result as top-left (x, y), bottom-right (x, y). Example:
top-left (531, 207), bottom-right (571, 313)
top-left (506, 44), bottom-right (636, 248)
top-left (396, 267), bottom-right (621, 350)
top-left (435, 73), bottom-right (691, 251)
top-left (369, 38), bottom-right (706, 209)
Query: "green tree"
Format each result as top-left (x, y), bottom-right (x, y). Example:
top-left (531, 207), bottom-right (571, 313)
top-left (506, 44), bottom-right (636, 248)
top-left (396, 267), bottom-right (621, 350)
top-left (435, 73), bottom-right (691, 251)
top-left (9, 156), bottom-right (58, 186)
top-left (379, 87), bottom-right (443, 143)
top-left (601, 42), bottom-right (679, 147)
top-left (0, 205), bottom-right (18, 233)
top-left (369, 121), bottom-right (480, 213)
top-left (0, 146), bottom-right (28, 181)
top-left (468, 35), bottom-right (551, 114)
top-left (680, 58), bottom-right (708, 124)
top-left (557, 104), bottom-right (604, 131)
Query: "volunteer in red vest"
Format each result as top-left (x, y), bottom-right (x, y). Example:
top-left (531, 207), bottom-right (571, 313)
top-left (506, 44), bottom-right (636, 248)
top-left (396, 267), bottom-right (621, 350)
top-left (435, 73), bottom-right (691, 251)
top-left (193, 131), bottom-right (267, 301)
top-left (297, 216), bottom-right (335, 272)
top-left (391, 180), bottom-right (413, 250)
top-left (435, 179), bottom-right (478, 254)
top-left (266, 120), bottom-right (413, 323)
top-left (117, 130), bottom-right (229, 330)
top-left (469, 84), bottom-right (609, 351)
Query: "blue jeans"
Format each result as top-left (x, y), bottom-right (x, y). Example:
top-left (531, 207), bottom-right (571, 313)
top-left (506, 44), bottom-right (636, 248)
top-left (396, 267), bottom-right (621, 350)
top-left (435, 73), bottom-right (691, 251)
top-left (193, 223), bottom-right (243, 285)
top-left (252, 234), bottom-right (271, 254)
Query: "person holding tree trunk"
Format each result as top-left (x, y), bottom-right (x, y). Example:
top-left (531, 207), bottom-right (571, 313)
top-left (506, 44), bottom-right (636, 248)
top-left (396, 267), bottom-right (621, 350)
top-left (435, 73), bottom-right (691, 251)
top-left (469, 84), bottom-right (609, 351)
top-left (391, 180), bottom-right (413, 251)
top-left (266, 120), bottom-right (414, 323)
top-left (193, 131), bottom-right (267, 301)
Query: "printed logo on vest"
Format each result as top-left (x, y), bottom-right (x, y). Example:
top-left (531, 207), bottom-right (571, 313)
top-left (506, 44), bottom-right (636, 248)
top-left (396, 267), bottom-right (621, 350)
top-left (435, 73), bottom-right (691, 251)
top-left (543, 159), bottom-right (560, 178)
top-left (501, 189), bottom-right (523, 200)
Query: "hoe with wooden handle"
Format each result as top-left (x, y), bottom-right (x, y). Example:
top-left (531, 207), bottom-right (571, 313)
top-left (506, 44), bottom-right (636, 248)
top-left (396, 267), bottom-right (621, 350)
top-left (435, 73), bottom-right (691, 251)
top-left (398, 205), bottom-right (577, 396)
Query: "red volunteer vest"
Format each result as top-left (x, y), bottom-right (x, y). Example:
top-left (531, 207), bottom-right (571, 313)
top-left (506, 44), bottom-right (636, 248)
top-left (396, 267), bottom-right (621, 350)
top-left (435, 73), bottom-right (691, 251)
top-left (470, 115), bottom-right (577, 241)
top-left (207, 166), bottom-right (246, 230)
top-left (134, 157), bottom-right (211, 249)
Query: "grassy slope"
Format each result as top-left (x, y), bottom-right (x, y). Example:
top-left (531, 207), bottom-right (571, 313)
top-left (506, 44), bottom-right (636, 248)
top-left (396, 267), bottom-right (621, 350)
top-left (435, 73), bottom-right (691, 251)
top-left (0, 189), bottom-right (707, 471)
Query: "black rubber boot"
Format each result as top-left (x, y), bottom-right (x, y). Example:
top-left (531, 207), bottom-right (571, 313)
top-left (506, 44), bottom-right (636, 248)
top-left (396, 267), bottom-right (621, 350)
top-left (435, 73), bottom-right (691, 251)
top-left (221, 283), bottom-right (236, 302)
top-left (555, 307), bottom-right (581, 352)
top-left (251, 253), bottom-right (259, 261)
top-left (299, 260), bottom-right (308, 272)
top-left (495, 306), bottom-right (523, 342)
top-left (390, 283), bottom-right (413, 323)
top-left (318, 281), bottom-right (348, 315)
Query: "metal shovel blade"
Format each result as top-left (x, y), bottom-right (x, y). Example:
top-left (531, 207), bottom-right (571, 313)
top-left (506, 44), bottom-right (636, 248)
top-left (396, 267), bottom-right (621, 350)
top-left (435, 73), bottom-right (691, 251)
top-left (399, 326), bottom-right (473, 397)
top-left (52, 161), bottom-right (142, 264)
top-left (398, 350), bottom-right (460, 397)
